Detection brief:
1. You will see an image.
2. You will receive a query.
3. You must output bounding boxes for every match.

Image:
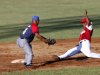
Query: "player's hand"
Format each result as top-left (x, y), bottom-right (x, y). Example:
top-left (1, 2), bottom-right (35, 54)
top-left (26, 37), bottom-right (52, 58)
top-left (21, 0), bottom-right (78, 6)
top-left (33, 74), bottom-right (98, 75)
top-left (85, 9), bottom-right (88, 15)
top-left (84, 9), bottom-right (88, 17)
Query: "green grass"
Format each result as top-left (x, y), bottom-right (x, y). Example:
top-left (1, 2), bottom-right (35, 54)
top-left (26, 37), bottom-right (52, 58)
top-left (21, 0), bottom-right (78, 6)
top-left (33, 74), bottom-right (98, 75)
top-left (0, 0), bottom-right (100, 42)
top-left (1, 67), bottom-right (100, 75)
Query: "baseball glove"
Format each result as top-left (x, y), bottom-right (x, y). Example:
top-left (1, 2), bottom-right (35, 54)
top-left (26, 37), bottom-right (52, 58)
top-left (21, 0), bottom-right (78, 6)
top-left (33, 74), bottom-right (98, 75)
top-left (47, 38), bottom-right (56, 45)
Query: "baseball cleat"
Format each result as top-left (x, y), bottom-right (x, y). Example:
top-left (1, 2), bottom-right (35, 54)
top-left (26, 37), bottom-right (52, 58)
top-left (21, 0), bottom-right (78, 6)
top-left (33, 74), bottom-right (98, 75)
top-left (23, 62), bottom-right (27, 65)
top-left (51, 55), bottom-right (60, 61)
top-left (24, 64), bottom-right (32, 67)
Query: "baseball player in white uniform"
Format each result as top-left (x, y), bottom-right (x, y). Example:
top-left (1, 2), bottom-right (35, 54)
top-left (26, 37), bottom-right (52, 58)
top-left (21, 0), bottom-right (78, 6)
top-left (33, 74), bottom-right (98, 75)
top-left (58, 10), bottom-right (100, 59)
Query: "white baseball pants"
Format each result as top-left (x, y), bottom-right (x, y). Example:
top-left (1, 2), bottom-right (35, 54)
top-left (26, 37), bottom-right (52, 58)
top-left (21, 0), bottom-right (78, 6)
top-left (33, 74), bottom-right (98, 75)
top-left (59, 40), bottom-right (100, 59)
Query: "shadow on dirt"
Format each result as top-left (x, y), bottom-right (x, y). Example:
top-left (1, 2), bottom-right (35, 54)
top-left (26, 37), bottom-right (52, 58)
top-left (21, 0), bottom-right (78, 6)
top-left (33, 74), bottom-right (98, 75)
top-left (35, 56), bottom-right (89, 68)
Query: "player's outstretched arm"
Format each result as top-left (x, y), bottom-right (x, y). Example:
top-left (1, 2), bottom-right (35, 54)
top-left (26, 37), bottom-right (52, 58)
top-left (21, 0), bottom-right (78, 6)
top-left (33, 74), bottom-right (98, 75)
top-left (85, 9), bottom-right (88, 18)
top-left (35, 33), bottom-right (56, 45)
top-left (35, 33), bottom-right (48, 44)
top-left (84, 10), bottom-right (91, 25)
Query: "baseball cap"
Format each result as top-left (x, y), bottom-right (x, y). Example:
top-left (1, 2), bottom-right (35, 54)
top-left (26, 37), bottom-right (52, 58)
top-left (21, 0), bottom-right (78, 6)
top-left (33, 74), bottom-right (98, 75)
top-left (32, 16), bottom-right (39, 21)
top-left (80, 17), bottom-right (88, 24)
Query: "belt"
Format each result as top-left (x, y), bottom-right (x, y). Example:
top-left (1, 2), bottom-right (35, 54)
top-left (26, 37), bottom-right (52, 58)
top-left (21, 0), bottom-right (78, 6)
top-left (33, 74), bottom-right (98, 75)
top-left (79, 39), bottom-right (87, 43)
top-left (20, 37), bottom-right (25, 39)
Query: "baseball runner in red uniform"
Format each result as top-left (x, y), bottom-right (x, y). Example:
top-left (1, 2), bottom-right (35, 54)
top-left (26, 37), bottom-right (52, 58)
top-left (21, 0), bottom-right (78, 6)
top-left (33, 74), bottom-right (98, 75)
top-left (58, 10), bottom-right (100, 59)
top-left (16, 16), bottom-right (56, 67)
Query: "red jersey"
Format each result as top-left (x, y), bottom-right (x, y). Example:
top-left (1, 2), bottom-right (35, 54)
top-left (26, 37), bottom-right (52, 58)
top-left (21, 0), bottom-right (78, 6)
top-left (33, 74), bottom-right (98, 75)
top-left (79, 22), bottom-right (93, 42)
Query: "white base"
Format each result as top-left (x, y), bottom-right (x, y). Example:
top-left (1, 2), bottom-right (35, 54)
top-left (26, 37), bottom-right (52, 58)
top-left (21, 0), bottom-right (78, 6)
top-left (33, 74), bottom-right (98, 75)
top-left (11, 59), bottom-right (25, 64)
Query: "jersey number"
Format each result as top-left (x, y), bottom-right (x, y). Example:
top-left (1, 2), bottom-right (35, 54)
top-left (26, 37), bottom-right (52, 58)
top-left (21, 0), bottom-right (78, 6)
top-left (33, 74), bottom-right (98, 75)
top-left (22, 28), bottom-right (28, 34)
top-left (22, 25), bottom-right (31, 34)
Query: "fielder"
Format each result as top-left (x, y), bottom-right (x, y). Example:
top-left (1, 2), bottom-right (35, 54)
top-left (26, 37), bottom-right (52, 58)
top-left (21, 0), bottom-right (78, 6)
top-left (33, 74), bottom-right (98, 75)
top-left (58, 10), bottom-right (100, 60)
top-left (16, 16), bottom-right (56, 67)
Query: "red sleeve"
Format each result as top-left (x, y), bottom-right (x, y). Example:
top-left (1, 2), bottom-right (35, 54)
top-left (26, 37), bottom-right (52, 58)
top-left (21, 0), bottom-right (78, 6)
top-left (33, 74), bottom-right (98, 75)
top-left (32, 25), bottom-right (39, 33)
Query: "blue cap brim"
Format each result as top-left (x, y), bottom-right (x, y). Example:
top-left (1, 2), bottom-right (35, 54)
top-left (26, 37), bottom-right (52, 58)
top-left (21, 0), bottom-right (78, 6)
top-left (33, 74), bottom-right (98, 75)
top-left (32, 16), bottom-right (39, 21)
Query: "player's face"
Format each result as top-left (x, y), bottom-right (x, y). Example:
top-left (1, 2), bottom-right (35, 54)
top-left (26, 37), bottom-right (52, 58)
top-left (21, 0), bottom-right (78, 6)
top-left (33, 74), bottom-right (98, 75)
top-left (82, 23), bottom-right (86, 27)
top-left (36, 20), bottom-right (39, 25)
top-left (32, 20), bottom-right (39, 25)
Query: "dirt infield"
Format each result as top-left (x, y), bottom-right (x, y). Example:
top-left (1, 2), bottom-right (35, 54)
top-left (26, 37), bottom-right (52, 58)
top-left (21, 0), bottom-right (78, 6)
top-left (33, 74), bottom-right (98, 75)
top-left (0, 38), bottom-right (100, 73)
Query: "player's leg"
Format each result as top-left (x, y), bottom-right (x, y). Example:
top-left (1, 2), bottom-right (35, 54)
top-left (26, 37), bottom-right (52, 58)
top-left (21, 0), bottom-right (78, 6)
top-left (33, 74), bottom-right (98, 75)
top-left (23, 40), bottom-right (33, 65)
top-left (81, 40), bottom-right (100, 58)
top-left (16, 38), bottom-right (25, 48)
top-left (58, 46), bottom-right (81, 59)
top-left (16, 38), bottom-right (27, 63)
top-left (16, 38), bottom-right (33, 65)
top-left (23, 44), bottom-right (33, 65)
